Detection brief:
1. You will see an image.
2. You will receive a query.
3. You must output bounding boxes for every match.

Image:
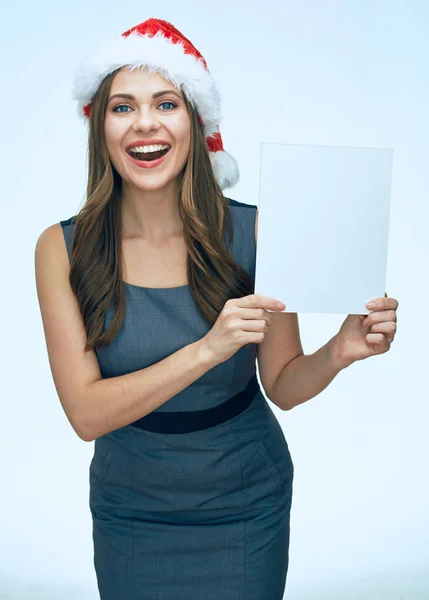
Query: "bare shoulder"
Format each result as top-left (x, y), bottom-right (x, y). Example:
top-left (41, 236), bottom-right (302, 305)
top-left (36, 221), bottom-right (63, 245)
top-left (35, 223), bottom-right (72, 296)
top-left (35, 222), bottom-right (68, 266)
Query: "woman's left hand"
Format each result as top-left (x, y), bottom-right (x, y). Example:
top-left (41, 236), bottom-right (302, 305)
top-left (333, 293), bottom-right (399, 368)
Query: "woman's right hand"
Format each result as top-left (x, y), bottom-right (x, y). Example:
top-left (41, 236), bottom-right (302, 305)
top-left (200, 294), bottom-right (286, 366)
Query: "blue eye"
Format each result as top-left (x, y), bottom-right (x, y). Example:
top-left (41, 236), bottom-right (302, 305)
top-left (159, 101), bottom-right (177, 110)
top-left (113, 105), bottom-right (131, 113)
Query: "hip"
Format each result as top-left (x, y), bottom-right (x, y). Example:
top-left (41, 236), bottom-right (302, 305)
top-left (89, 389), bottom-right (294, 514)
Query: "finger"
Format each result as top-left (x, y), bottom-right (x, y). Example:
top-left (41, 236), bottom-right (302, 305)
top-left (239, 307), bottom-right (273, 325)
top-left (366, 332), bottom-right (391, 351)
top-left (362, 310), bottom-right (397, 327)
top-left (258, 295), bottom-right (285, 309)
top-left (366, 332), bottom-right (386, 343)
top-left (248, 295), bottom-right (285, 311)
top-left (366, 321), bottom-right (396, 343)
top-left (367, 296), bottom-right (399, 311)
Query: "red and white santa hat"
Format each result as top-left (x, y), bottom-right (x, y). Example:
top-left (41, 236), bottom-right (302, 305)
top-left (72, 18), bottom-right (239, 190)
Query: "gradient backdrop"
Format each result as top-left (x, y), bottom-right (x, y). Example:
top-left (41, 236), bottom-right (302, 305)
top-left (1, 1), bottom-right (427, 598)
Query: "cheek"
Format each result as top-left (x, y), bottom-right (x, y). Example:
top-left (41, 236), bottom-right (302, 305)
top-left (104, 118), bottom-right (123, 152)
top-left (177, 123), bottom-right (191, 155)
top-left (104, 120), bottom-right (125, 168)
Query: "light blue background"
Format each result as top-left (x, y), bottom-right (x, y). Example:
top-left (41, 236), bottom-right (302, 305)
top-left (2, 1), bottom-right (427, 598)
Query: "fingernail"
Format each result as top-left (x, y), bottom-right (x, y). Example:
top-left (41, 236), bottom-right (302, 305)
top-left (366, 302), bottom-right (376, 309)
top-left (277, 302), bottom-right (285, 309)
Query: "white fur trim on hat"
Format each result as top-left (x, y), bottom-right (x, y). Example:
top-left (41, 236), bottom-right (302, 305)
top-left (72, 30), bottom-right (222, 131)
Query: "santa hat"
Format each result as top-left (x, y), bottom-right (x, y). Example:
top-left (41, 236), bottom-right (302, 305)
top-left (72, 18), bottom-right (239, 190)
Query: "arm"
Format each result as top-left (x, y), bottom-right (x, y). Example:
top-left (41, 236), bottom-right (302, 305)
top-left (81, 340), bottom-right (214, 441)
top-left (35, 223), bottom-right (216, 443)
top-left (270, 335), bottom-right (349, 411)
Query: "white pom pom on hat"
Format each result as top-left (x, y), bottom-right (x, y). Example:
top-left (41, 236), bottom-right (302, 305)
top-left (72, 18), bottom-right (239, 190)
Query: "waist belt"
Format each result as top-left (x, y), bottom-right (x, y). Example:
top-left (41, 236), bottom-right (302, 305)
top-left (129, 373), bottom-right (260, 434)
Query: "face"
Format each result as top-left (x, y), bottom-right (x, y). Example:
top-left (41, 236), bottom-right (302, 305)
top-left (104, 67), bottom-right (191, 193)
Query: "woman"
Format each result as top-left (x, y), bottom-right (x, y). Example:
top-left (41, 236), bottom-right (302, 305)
top-left (35, 17), bottom-right (398, 600)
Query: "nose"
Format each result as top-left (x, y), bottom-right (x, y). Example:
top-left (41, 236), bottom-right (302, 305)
top-left (132, 108), bottom-right (161, 133)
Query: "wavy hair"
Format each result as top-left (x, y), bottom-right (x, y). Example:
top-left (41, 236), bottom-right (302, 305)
top-left (69, 67), bottom-right (254, 352)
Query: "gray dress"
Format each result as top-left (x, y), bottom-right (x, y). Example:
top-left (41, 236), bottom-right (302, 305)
top-left (60, 198), bottom-right (294, 600)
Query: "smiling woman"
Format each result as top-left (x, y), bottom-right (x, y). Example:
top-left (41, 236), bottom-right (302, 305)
top-left (35, 17), bottom-right (295, 600)
top-left (103, 68), bottom-right (192, 189)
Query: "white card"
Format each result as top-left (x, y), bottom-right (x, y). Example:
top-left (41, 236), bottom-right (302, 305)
top-left (254, 143), bottom-right (393, 315)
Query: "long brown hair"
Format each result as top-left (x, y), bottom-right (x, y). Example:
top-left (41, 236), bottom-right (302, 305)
top-left (69, 67), bottom-right (254, 352)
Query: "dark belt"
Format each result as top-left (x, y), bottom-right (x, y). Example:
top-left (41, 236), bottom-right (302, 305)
top-left (129, 373), bottom-right (260, 434)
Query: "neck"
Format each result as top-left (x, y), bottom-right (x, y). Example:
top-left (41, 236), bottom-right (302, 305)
top-left (120, 180), bottom-right (184, 241)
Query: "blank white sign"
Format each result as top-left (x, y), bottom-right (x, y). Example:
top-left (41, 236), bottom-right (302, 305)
top-left (255, 143), bottom-right (393, 315)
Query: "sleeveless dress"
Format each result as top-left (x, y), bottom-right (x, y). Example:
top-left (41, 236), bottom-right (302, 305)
top-left (60, 198), bottom-right (294, 600)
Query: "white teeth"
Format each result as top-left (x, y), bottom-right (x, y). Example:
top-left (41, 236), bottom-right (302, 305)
top-left (128, 144), bottom-right (170, 153)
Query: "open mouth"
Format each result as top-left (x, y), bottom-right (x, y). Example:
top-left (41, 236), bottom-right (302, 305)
top-left (126, 145), bottom-right (171, 162)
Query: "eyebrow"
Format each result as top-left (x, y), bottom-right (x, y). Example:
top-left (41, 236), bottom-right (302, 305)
top-left (108, 90), bottom-right (183, 102)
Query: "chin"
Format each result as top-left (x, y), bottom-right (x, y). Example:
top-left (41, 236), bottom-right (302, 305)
top-left (127, 173), bottom-right (182, 192)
